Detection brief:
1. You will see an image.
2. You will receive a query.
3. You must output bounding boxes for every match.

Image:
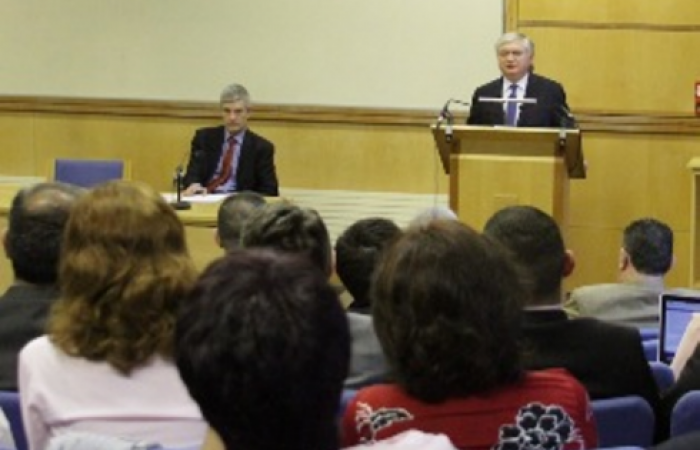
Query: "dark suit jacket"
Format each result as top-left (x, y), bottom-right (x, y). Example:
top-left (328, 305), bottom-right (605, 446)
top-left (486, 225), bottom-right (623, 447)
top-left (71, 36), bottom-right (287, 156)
top-left (467, 73), bottom-right (569, 127)
top-left (0, 285), bottom-right (59, 390)
top-left (522, 310), bottom-right (660, 415)
top-left (183, 126), bottom-right (279, 196)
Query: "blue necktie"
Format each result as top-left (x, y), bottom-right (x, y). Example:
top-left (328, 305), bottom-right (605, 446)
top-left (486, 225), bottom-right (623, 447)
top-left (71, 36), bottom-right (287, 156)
top-left (505, 84), bottom-right (518, 126)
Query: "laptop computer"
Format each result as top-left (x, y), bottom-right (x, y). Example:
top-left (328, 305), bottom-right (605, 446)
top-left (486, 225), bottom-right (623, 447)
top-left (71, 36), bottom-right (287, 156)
top-left (659, 293), bottom-right (700, 363)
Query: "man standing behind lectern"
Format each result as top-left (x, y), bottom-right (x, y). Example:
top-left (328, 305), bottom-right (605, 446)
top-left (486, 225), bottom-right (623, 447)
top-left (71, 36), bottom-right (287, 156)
top-left (467, 32), bottom-right (569, 128)
top-left (183, 83), bottom-right (279, 196)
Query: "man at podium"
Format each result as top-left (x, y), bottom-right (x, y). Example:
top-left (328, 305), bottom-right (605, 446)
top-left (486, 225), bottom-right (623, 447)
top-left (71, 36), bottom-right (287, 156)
top-left (467, 32), bottom-right (570, 128)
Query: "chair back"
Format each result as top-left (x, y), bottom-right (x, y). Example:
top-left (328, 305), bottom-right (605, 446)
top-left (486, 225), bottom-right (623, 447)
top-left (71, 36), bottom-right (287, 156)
top-left (591, 396), bottom-right (654, 448)
top-left (649, 361), bottom-right (675, 390)
top-left (53, 159), bottom-right (129, 188)
top-left (0, 391), bottom-right (27, 450)
top-left (639, 327), bottom-right (659, 341)
top-left (642, 339), bottom-right (659, 362)
top-left (338, 389), bottom-right (357, 418)
top-left (671, 390), bottom-right (700, 437)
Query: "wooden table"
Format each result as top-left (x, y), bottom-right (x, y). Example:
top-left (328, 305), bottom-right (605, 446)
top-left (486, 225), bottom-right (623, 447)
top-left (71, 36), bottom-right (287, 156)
top-left (0, 185), bottom-right (225, 294)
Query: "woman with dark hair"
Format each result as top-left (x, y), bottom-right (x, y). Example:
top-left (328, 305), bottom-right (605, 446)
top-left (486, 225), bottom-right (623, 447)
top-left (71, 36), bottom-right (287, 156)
top-left (18, 181), bottom-right (206, 450)
top-left (342, 220), bottom-right (597, 450)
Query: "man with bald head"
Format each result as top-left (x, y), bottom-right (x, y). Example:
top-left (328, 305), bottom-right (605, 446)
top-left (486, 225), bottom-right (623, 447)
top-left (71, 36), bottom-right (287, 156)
top-left (0, 182), bottom-right (83, 390)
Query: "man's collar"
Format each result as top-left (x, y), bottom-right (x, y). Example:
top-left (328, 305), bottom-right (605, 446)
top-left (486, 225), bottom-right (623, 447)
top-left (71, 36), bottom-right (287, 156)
top-left (503, 73), bottom-right (530, 90)
top-left (224, 128), bottom-right (247, 142)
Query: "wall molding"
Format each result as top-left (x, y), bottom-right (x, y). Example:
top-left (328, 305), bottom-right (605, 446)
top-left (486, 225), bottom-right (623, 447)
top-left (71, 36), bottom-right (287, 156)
top-left (0, 95), bottom-right (699, 135)
top-left (519, 20), bottom-right (700, 33)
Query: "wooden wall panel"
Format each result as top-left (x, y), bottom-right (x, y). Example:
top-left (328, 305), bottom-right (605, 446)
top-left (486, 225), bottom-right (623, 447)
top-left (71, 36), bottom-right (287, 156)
top-left (0, 113), bottom-right (37, 174)
top-left (258, 122), bottom-right (446, 193)
top-left (0, 112), bottom-right (450, 195)
top-left (510, 0), bottom-right (700, 290)
top-left (523, 28), bottom-right (700, 113)
top-left (518, 0), bottom-right (700, 25)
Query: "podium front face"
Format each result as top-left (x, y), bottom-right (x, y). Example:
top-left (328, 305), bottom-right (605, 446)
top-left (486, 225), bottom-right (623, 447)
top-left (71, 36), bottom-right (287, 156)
top-left (450, 155), bottom-right (569, 230)
top-left (450, 154), bottom-right (569, 230)
top-left (434, 126), bottom-right (577, 231)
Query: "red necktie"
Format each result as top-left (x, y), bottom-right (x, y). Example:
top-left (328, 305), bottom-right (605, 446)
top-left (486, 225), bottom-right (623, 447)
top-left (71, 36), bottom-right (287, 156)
top-left (207, 136), bottom-right (236, 193)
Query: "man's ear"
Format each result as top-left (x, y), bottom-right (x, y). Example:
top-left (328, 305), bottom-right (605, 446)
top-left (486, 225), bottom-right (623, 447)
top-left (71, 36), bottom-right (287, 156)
top-left (563, 249), bottom-right (576, 278)
top-left (214, 228), bottom-right (222, 248)
top-left (2, 228), bottom-right (10, 259)
top-left (619, 247), bottom-right (630, 271)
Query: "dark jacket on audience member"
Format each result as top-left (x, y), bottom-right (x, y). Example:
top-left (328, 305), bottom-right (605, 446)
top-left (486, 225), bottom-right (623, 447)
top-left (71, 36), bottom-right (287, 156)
top-left (521, 310), bottom-right (660, 415)
top-left (0, 285), bottom-right (59, 390)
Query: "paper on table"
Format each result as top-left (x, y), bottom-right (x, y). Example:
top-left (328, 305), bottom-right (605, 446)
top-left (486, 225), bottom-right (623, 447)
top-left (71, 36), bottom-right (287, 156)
top-left (162, 192), bottom-right (229, 204)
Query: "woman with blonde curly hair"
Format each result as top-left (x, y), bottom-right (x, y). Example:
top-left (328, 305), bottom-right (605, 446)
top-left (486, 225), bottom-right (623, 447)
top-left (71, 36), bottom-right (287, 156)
top-left (18, 181), bottom-right (206, 450)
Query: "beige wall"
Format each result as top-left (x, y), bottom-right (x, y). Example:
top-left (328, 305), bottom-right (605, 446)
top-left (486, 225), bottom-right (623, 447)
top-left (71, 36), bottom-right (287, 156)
top-left (0, 0), bottom-right (503, 108)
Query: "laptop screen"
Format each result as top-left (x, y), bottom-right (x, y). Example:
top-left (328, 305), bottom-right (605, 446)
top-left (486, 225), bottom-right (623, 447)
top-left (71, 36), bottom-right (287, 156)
top-left (659, 293), bottom-right (700, 363)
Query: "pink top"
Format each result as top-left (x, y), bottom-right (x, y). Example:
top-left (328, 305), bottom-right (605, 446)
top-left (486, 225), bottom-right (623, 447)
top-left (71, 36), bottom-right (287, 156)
top-left (19, 336), bottom-right (206, 450)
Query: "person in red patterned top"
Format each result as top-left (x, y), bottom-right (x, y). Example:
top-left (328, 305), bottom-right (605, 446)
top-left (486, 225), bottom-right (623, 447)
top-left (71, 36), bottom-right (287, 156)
top-left (341, 220), bottom-right (597, 450)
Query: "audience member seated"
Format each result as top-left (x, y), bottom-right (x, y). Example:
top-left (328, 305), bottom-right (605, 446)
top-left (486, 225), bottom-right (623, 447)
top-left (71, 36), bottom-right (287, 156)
top-left (0, 183), bottom-right (83, 391)
top-left (177, 249), bottom-right (348, 450)
top-left (341, 220), bottom-right (597, 449)
top-left (335, 218), bottom-right (401, 315)
top-left (215, 191), bottom-right (266, 252)
top-left (18, 181), bottom-right (206, 450)
top-left (565, 218), bottom-right (674, 328)
top-left (176, 249), bottom-right (457, 450)
top-left (242, 203), bottom-right (388, 390)
top-left (484, 206), bottom-right (663, 439)
top-left (334, 218), bottom-right (399, 388)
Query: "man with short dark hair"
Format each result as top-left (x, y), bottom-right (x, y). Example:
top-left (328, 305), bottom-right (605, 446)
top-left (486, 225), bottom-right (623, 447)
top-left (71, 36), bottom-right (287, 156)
top-left (484, 206), bottom-right (660, 425)
top-left (0, 182), bottom-right (83, 390)
top-left (566, 217), bottom-right (674, 327)
top-left (215, 191), bottom-right (265, 252)
top-left (242, 202), bottom-right (332, 275)
top-left (335, 218), bottom-right (401, 314)
top-left (175, 249), bottom-right (350, 450)
top-left (243, 204), bottom-right (388, 389)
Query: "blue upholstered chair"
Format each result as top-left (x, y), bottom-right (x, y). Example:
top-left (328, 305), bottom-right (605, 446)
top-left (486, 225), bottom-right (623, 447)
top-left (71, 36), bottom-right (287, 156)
top-left (591, 396), bottom-right (654, 448)
top-left (53, 159), bottom-right (128, 188)
top-left (0, 391), bottom-right (26, 450)
top-left (639, 327), bottom-right (659, 341)
top-left (643, 339), bottom-right (659, 362)
top-left (671, 390), bottom-right (700, 437)
top-left (339, 389), bottom-right (357, 418)
top-left (650, 361), bottom-right (675, 390)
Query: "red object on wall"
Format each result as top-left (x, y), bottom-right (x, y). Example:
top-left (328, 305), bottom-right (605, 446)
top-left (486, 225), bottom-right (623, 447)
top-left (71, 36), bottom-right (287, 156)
top-left (696, 82), bottom-right (700, 116)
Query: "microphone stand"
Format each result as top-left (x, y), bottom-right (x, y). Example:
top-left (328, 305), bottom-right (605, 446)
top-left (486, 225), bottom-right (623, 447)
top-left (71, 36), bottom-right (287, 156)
top-left (171, 165), bottom-right (191, 211)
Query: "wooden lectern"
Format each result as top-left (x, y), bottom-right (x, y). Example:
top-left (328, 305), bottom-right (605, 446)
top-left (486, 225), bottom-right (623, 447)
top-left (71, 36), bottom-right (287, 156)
top-left (432, 125), bottom-right (584, 230)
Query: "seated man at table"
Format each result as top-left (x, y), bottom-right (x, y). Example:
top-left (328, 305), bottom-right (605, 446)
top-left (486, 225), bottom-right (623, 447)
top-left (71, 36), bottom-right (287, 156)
top-left (182, 83), bottom-right (279, 196)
